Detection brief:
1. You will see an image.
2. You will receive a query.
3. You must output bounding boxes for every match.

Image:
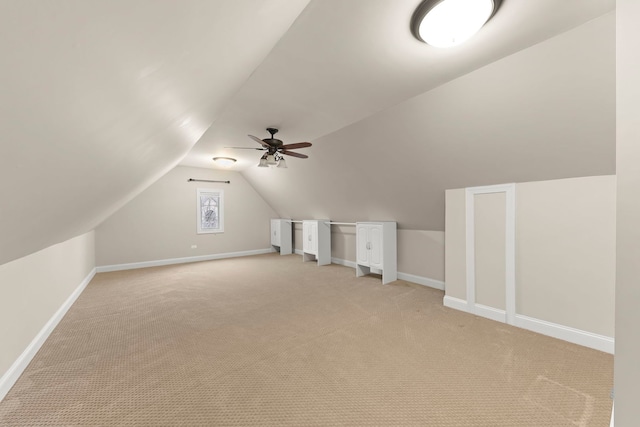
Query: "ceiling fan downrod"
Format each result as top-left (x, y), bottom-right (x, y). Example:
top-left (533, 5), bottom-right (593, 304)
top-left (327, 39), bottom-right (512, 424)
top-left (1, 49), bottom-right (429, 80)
top-left (266, 127), bottom-right (278, 138)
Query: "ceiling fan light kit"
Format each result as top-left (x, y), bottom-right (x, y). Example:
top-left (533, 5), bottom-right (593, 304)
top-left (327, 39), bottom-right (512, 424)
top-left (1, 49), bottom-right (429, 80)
top-left (411, 0), bottom-right (501, 48)
top-left (227, 128), bottom-right (312, 168)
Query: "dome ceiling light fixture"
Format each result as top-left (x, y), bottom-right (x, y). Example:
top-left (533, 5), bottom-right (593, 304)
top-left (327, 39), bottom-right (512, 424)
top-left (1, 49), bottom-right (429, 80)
top-left (212, 157), bottom-right (237, 167)
top-left (411, 0), bottom-right (502, 48)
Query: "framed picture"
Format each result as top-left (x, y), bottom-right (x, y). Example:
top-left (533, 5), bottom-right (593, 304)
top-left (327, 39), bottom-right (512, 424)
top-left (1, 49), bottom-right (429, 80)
top-left (197, 188), bottom-right (224, 234)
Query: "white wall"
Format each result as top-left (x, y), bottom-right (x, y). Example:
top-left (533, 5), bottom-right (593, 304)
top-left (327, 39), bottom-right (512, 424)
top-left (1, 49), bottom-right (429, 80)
top-left (516, 176), bottom-right (615, 337)
top-left (615, 0), bottom-right (640, 424)
top-left (445, 190), bottom-right (466, 300)
top-left (0, 231), bottom-right (95, 395)
top-left (95, 165), bottom-right (278, 267)
top-left (445, 176), bottom-right (616, 343)
top-left (397, 229), bottom-right (444, 282)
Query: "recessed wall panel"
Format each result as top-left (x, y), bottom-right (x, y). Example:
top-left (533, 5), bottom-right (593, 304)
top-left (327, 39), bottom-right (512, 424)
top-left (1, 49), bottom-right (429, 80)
top-left (474, 192), bottom-right (507, 310)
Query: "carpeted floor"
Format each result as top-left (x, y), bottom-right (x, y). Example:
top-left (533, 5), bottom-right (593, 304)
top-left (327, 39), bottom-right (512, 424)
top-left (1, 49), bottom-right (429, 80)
top-left (0, 253), bottom-right (613, 426)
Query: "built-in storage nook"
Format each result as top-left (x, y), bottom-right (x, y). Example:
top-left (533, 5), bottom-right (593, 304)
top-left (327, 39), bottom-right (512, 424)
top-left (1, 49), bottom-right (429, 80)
top-left (279, 218), bottom-right (398, 284)
top-left (302, 219), bottom-right (331, 266)
top-left (270, 219), bottom-right (292, 255)
top-left (356, 221), bottom-right (397, 285)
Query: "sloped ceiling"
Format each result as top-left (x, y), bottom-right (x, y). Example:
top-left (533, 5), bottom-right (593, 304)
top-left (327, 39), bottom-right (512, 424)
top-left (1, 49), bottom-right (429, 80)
top-left (1, 0), bottom-right (616, 265)
top-left (0, 0), bottom-right (309, 265)
top-left (245, 12), bottom-right (616, 230)
top-left (182, 0), bottom-right (615, 230)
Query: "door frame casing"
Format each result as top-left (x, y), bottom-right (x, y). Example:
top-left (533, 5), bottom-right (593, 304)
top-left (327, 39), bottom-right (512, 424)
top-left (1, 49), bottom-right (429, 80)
top-left (465, 183), bottom-right (516, 325)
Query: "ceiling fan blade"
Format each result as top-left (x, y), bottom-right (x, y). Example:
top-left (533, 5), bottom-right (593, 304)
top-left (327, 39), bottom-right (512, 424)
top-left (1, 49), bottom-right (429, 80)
top-left (280, 142), bottom-right (312, 150)
top-left (225, 147), bottom-right (265, 150)
top-left (248, 134), bottom-right (271, 148)
top-left (281, 150), bottom-right (308, 159)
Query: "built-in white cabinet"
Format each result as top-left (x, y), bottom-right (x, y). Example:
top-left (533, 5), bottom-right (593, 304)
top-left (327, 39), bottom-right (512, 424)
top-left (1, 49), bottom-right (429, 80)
top-left (302, 219), bottom-right (331, 266)
top-left (356, 222), bottom-right (397, 284)
top-left (270, 219), bottom-right (292, 255)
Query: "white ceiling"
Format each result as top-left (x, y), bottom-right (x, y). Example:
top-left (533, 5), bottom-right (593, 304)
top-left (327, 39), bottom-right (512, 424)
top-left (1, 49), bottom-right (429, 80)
top-left (241, 10), bottom-right (616, 230)
top-left (181, 0), bottom-right (616, 170)
top-left (0, 0), bottom-right (616, 265)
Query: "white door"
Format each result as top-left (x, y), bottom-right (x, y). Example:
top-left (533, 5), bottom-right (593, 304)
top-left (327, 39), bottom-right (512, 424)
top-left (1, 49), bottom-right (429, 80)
top-left (356, 224), bottom-right (370, 265)
top-left (302, 222), bottom-right (310, 253)
top-left (369, 225), bottom-right (383, 269)
top-left (310, 222), bottom-right (318, 254)
top-left (303, 222), bottom-right (317, 255)
top-left (271, 220), bottom-right (280, 246)
top-left (464, 184), bottom-right (516, 325)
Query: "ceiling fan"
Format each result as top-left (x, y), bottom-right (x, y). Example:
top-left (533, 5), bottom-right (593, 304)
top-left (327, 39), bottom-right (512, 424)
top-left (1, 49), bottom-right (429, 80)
top-left (226, 128), bottom-right (312, 168)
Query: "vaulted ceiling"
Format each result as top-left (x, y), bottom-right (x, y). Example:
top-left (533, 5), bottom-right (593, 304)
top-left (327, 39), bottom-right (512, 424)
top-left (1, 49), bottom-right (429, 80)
top-left (0, 0), bottom-right (616, 265)
top-left (0, 0), bottom-right (310, 265)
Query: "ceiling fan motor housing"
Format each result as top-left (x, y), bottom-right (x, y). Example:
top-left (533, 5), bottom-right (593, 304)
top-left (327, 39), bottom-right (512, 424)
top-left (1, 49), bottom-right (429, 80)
top-left (264, 128), bottom-right (283, 147)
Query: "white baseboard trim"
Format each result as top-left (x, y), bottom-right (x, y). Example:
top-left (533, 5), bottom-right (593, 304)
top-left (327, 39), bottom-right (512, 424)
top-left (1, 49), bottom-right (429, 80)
top-left (442, 296), bottom-right (614, 354)
top-left (397, 272), bottom-right (445, 291)
top-left (443, 295), bottom-right (468, 311)
top-left (476, 303), bottom-right (507, 323)
top-left (327, 256), bottom-right (444, 291)
top-left (100, 251), bottom-right (447, 293)
top-left (514, 314), bottom-right (614, 354)
top-left (610, 403), bottom-right (614, 427)
top-left (330, 257), bottom-right (356, 268)
top-left (96, 248), bottom-right (275, 273)
top-left (0, 267), bottom-right (97, 402)
top-left (443, 296), bottom-right (506, 322)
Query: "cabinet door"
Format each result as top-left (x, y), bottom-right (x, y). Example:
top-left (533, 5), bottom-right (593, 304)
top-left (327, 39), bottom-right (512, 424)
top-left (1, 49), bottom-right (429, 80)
top-left (310, 222), bottom-right (318, 254)
top-left (369, 225), bottom-right (383, 268)
top-left (303, 222), bottom-right (315, 254)
top-left (302, 222), bottom-right (309, 252)
top-left (356, 224), bottom-right (370, 265)
top-left (271, 220), bottom-right (280, 246)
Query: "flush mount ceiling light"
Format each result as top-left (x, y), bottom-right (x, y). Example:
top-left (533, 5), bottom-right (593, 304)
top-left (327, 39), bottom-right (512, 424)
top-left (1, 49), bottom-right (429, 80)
top-left (411, 0), bottom-right (501, 48)
top-left (212, 157), bottom-right (237, 167)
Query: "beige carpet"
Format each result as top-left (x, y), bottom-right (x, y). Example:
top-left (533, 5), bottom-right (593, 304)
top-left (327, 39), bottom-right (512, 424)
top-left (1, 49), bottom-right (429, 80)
top-left (0, 253), bottom-right (613, 426)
